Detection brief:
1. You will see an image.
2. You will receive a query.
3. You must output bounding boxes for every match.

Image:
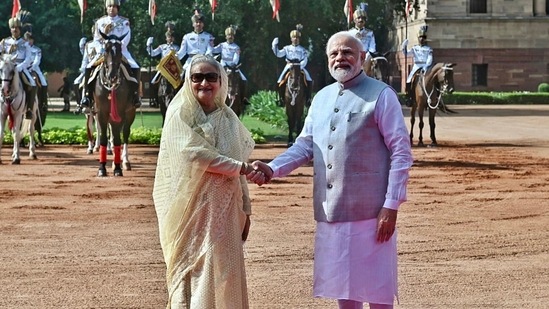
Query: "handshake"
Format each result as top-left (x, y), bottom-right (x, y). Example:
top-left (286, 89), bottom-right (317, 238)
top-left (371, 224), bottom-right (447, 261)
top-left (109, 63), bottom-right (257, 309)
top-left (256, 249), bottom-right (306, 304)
top-left (241, 160), bottom-right (274, 186)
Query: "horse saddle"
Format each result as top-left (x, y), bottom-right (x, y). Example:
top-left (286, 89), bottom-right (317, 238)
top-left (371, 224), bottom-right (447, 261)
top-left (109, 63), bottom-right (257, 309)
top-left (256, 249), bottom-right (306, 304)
top-left (87, 62), bottom-right (138, 86)
top-left (30, 71), bottom-right (45, 88)
top-left (278, 70), bottom-right (308, 88)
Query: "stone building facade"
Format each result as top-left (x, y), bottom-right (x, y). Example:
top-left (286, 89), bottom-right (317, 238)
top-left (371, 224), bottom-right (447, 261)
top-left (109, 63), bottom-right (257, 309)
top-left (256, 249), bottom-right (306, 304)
top-left (391, 0), bottom-right (549, 92)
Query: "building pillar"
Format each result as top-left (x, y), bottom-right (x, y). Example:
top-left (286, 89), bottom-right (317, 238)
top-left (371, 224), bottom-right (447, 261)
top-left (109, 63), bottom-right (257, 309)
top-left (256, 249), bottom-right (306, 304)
top-left (534, 0), bottom-right (546, 16)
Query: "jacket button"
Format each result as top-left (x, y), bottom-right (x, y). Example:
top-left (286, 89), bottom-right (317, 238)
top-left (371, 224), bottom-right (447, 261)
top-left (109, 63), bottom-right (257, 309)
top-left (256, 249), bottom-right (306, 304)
top-left (327, 164), bottom-right (332, 169)
top-left (327, 184), bottom-right (333, 189)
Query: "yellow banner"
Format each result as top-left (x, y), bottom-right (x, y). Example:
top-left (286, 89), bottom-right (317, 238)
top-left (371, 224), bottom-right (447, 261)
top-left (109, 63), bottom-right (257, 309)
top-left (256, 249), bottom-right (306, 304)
top-left (156, 50), bottom-right (183, 89)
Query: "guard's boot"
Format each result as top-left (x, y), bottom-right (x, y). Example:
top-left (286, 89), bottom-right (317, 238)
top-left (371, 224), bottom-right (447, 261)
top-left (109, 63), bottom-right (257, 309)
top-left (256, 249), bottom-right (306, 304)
top-left (78, 68), bottom-right (93, 114)
top-left (405, 82), bottom-right (413, 107)
top-left (305, 80), bottom-right (313, 107)
top-left (23, 82), bottom-right (36, 119)
top-left (132, 68), bottom-right (142, 108)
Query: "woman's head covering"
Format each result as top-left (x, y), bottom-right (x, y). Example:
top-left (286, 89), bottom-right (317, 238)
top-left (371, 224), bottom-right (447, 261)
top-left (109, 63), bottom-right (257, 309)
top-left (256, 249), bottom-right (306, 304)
top-left (181, 55), bottom-right (228, 110)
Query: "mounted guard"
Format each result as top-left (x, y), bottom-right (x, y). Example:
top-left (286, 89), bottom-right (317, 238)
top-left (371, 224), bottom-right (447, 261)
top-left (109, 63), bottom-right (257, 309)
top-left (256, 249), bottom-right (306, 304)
top-left (348, 3), bottom-right (377, 77)
top-left (402, 25), bottom-right (433, 107)
top-left (176, 9), bottom-right (214, 78)
top-left (79, 0), bottom-right (142, 114)
top-left (272, 24), bottom-right (313, 106)
top-left (1, 10), bottom-right (37, 120)
top-left (214, 25), bottom-right (248, 115)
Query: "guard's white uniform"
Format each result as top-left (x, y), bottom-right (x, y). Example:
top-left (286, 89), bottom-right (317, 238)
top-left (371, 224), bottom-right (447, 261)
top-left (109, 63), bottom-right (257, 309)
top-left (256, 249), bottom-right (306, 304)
top-left (0, 36), bottom-right (35, 86)
top-left (176, 31), bottom-right (214, 71)
top-left (403, 42), bottom-right (433, 83)
top-left (148, 42), bottom-right (179, 58)
top-left (28, 44), bottom-right (47, 86)
top-left (147, 42), bottom-right (180, 83)
top-left (91, 14), bottom-right (139, 69)
top-left (349, 27), bottom-right (376, 62)
top-left (74, 40), bottom-right (103, 85)
top-left (272, 43), bottom-right (312, 83)
top-left (213, 41), bottom-right (247, 80)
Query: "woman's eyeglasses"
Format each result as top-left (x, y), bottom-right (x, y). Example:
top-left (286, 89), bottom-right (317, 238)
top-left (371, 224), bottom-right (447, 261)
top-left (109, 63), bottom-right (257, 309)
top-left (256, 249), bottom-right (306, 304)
top-left (190, 72), bottom-right (219, 83)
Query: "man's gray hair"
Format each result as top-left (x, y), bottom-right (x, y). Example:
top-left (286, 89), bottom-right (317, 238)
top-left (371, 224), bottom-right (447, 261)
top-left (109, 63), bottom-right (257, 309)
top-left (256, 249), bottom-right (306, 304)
top-left (325, 31), bottom-right (364, 54)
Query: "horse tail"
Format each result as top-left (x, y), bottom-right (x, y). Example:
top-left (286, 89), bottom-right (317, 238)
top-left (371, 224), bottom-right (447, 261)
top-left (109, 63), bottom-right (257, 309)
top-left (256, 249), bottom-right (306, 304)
top-left (110, 89), bottom-right (122, 123)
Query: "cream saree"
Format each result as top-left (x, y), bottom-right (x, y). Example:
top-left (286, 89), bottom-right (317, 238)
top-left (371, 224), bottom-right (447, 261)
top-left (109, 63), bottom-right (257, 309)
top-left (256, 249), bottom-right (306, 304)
top-left (153, 56), bottom-right (255, 309)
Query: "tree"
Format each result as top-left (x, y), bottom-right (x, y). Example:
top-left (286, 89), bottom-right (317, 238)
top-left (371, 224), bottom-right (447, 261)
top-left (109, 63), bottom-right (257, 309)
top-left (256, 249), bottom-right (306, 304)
top-left (0, 0), bottom-right (407, 94)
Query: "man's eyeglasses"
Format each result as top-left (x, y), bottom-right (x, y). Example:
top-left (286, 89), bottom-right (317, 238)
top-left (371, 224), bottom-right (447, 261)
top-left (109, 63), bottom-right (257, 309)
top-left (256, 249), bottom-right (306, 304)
top-left (190, 72), bottom-right (219, 83)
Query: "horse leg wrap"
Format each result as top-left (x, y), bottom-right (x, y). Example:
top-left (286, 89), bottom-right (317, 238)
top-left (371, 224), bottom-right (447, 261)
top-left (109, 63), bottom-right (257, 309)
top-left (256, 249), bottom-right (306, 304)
top-left (99, 145), bottom-right (107, 163)
top-left (113, 146), bottom-right (121, 164)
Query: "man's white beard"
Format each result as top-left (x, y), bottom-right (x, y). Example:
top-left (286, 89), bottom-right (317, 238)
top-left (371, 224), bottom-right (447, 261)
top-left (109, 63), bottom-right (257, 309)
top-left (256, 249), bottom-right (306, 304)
top-left (329, 66), bottom-right (360, 83)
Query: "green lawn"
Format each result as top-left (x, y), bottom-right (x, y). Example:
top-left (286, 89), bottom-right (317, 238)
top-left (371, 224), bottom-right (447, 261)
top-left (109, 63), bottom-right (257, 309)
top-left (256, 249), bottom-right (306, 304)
top-left (43, 111), bottom-right (287, 142)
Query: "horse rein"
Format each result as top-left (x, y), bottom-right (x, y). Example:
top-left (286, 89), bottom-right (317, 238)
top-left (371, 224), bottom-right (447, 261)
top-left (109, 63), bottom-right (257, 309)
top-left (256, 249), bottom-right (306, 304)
top-left (420, 64), bottom-right (453, 109)
top-left (288, 63), bottom-right (302, 106)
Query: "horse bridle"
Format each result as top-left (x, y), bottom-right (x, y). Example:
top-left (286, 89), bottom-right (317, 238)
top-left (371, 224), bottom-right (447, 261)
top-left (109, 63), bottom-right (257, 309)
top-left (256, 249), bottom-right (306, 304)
top-left (0, 61), bottom-right (15, 102)
top-left (419, 64), bottom-right (453, 109)
top-left (100, 39), bottom-right (123, 91)
top-left (225, 66), bottom-right (240, 108)
top-left (287, 62), bottom-right (301, 106)
top-left (437, 64), bottom-right (453, 95)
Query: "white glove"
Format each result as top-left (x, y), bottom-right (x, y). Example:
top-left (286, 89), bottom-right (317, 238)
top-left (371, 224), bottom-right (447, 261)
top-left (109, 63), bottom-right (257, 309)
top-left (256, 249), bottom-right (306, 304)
top-left (146, 37), bottom-right (154, 47)
top-left (271, 37), bottom-right (279, 48)
top-left (79, 37), bottom-right (87, 51)
top-left (16, 64), bottom-right (23, 73)
top-left (401, 39), bottom-right (409, 51)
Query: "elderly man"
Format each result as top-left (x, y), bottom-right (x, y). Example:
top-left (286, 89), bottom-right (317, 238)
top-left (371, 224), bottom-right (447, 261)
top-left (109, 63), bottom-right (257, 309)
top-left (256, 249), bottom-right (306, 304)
top-left (249, 31), bottom-right (413, 309)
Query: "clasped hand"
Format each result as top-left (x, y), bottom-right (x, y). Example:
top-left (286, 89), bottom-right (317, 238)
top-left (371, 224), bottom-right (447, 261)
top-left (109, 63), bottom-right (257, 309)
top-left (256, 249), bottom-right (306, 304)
top-left (245, 160), bottom-right (274, 186)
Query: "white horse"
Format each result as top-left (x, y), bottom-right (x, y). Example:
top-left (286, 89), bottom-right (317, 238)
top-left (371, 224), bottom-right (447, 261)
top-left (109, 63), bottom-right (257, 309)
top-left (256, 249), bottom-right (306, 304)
top-left (0, 53), bottom-right (35, 164)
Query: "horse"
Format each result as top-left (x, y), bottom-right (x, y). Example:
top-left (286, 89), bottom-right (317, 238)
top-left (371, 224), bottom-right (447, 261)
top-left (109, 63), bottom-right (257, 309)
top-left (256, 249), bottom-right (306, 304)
top-left (225, 64), bottom-right (246, 118)
top-left (409, 62), bottom-right (456, 147)
top-left (93, 31), bottom-right (136, 176)
top-left (0, 53), bottom-right (37, 164)
top-left (370, 51), bottom-right (390, 84)
top-left (157, 75), bottom-right (176, 126)
top-left (31, 71), bottom-right (48, 146)
top-left (85, 111), bottom-right (113, 155)
top-left (283, 59), bottom-right (306, 147)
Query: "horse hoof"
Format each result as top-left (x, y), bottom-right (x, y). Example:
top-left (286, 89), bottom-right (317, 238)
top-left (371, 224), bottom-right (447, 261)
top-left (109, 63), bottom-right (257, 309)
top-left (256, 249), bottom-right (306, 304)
top-left (107, 150), bottom-right (113, 156)
top-left (12, 158), bottom-right (20, 165)
top-left (97, 168), bottom-right (107, 177)
top-left (113, 168), bottom-right (123, 177)
top-left (428, 143), bottom-right (438, 148)
top-left (123, 162), bottom-right (131, 171)
top-left (87, 149), bottom-right (93, 155)
top-left (30, 154), bottom-right (37, 160)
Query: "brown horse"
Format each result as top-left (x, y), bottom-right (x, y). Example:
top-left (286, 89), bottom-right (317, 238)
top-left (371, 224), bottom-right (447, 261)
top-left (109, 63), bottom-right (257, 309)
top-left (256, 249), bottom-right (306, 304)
top-left (30, 71), bottom-right (48, 147)
top-left (225, 64), bottom-right (246, 118)
top-left (409, 62), bottom-right (456, 147)
top-left (93, 32), bottom-right (136, 176)
top-left (283, 59), bottom-right (306, 146)
top-left (370, 51), bottom-right (390, 84)
top-left (157, 75), bottom-right (176, 126)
